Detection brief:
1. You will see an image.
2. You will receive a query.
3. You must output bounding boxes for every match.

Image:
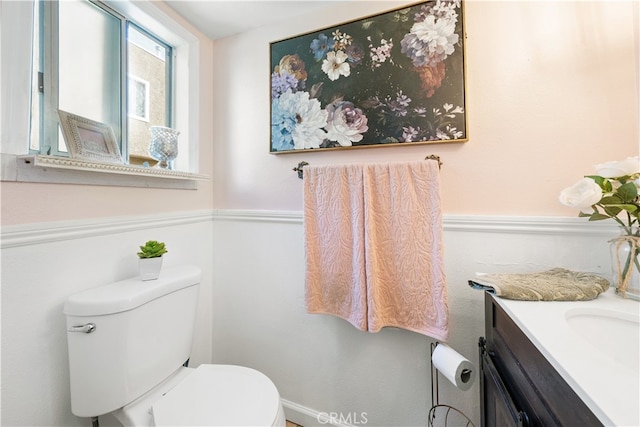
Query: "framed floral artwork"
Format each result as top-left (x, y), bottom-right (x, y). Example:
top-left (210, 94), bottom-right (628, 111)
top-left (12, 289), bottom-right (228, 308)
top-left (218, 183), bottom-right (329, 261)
top-left (270, 0), bottom-right (467, 153)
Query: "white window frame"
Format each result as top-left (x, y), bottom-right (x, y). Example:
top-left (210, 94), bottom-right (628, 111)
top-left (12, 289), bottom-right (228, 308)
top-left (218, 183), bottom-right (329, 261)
top-left (0, 0), bottom-right (206, 189)
top-left (128, 74), bottom-right (150, 122)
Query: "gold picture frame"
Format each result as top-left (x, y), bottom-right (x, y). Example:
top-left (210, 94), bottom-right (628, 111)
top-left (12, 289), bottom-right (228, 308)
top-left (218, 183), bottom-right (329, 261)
top-left (270, 0), bottom-right (467, 153)
top-left (57, 110), bottom-right (124, 164)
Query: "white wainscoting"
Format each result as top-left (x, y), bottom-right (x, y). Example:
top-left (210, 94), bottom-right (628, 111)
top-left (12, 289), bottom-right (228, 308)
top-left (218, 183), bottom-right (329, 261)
top-left (211, 211), bottom-right (618, 427)
top-left (0, 210), bottom-right (617, 426)
top-left (0, 211), bottom-right (214, 426)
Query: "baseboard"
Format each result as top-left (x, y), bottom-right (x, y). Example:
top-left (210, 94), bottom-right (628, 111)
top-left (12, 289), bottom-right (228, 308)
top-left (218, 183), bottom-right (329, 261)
top-left (282, 398), bottom-right (357, 427)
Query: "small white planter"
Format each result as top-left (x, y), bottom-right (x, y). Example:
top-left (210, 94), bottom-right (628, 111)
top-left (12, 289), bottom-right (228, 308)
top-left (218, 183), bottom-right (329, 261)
top-left (139, 257), bottom-right (163, 281)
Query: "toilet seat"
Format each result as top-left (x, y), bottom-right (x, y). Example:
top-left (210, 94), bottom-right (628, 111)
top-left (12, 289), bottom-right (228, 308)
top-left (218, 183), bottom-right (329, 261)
top-left (152, 364), bottom-right (284, 426)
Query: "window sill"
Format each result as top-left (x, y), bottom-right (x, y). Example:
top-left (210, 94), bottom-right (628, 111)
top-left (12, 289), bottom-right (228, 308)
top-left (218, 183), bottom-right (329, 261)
top-left (2, 154), bottom-right (208, 189)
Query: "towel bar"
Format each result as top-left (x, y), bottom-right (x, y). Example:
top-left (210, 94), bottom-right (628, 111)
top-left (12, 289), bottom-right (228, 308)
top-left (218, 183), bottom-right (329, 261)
top-left (293, 155), bottom-right (442, 179)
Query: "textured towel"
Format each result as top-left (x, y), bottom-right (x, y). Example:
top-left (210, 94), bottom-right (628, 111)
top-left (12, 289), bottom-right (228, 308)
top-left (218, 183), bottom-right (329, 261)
top-left (363, 161), bottom-right (449, 339)
top-left (304, 160), bottom-right (449, 340)
top-left (304, 164), bottom-right (368, 330)
top-left (468, 268), bottom-right (610, 301)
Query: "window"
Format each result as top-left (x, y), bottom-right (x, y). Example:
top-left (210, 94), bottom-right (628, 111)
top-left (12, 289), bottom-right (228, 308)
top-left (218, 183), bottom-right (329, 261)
top-left (1, 0), bottom-right (203, 186)
top-left (129, 76), bottom-right (150, 122)
top-left (127, 25), bottom-right (172, 164)
top-left (31, 0), bottom-right (173, 165)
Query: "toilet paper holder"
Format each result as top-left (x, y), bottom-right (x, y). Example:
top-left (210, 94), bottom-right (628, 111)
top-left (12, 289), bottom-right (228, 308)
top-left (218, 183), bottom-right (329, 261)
top-left (428, 342), bottom-right (475, 427)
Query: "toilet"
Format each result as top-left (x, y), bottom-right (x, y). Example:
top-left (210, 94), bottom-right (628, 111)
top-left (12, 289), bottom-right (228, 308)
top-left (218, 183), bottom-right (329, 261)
top-left (63, 265), bottom-right (285, 426)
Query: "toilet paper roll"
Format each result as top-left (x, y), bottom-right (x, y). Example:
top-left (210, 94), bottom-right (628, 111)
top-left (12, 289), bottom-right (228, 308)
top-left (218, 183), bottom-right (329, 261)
top-left (432, 343), bottom-right (475, 391)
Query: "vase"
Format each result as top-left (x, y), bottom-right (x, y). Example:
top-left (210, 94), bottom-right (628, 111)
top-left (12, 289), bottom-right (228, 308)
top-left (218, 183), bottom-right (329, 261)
top-left (149, 126), bottom-right (179, 169)
top-left (139, 257), bottom-right (163, 281)
top-left (610, 226), bottom-right (640, 300)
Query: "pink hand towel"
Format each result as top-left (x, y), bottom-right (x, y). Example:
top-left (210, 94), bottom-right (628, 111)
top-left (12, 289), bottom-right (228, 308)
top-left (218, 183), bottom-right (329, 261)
top-left (303, 160), bottom-right (449, 341)
top-left (304, 164), bottom-right (368, 331)
top-left (363, 160), bottom-right (449, 341)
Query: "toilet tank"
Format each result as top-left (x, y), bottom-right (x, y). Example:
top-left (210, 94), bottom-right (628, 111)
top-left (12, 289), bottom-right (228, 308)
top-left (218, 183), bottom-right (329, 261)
top-left (64, 265), bottom-right (201, 418)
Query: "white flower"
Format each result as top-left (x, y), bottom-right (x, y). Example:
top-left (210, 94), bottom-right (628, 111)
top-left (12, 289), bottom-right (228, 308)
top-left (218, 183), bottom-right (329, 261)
top-left (559, 178), bottom-right (603, 210)
top-left (324, 101), bottom-right (369, 146)
top-left (595, 156), bottom-right (639, 178)
top-left (321, 50), bottom-right (351, 81)
top-left (431, 0), bottom-right (459, 21)
top-left (275, 90), bottom-right (328, 150)
top-left (401, 14), bottom-right (459, 67)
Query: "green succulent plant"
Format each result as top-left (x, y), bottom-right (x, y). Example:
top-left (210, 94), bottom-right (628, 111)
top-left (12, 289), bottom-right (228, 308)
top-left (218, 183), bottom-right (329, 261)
top-left (137, 240), bottom-right (168, 259)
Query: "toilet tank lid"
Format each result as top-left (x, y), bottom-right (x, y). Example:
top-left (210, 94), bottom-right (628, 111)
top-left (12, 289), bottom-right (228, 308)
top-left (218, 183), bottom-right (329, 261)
top-left (64, 265), bottom-right (201, 316)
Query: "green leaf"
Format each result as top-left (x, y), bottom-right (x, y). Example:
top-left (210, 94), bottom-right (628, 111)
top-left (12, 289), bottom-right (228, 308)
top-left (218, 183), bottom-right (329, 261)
top-left (616, 182), bottom-right (638, 203)
top-left (588, 213), bottom-right (611, 221)
top-left (615, 175), bottom-right (632, 184)
top-left (599, 195), bottom-right (622, 205)
top-left (619, 204), bottom-right (639, 213)
top-left (603, 205), bottom-right (622, 217)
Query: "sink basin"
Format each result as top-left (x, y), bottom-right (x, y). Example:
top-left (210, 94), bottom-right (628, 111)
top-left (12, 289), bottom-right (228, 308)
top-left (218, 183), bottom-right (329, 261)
top-left (566, 308), bottom-right (640, 370)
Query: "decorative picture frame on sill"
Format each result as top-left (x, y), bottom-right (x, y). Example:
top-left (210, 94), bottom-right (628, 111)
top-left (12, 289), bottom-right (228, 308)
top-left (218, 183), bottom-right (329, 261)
top-left (57, 110), bottom-right (124, 164)
top-left (270, 0), bottom-right (467, 154)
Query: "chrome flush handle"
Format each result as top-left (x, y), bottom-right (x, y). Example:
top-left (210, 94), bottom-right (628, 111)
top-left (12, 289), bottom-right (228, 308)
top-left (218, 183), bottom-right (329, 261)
top-left (67, 323), bottom-right (96, 334)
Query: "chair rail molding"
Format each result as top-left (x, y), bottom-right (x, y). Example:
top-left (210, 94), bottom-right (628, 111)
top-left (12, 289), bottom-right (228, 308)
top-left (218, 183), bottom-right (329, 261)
top-left (1, 210), bottom-right (214, 249)
top-left (1, 209), bottom-right (618, 249)
top-left (212, 210), bottom-right (618, 236)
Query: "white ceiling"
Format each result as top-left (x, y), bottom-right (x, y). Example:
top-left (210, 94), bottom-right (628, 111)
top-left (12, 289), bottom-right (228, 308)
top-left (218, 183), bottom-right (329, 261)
top-left (164, 1), bottom-right (346, 40)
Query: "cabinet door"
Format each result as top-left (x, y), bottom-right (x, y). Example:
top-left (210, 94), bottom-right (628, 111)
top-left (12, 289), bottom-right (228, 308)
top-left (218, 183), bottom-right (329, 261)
top-left (481, 350), bottom-right (528, 427)
top-left (483, 293), bottom-right (602, 427)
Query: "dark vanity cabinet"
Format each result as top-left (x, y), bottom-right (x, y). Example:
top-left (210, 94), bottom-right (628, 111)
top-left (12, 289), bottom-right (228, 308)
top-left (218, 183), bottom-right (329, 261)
top-left (479, 293), bottom-right (602, 427)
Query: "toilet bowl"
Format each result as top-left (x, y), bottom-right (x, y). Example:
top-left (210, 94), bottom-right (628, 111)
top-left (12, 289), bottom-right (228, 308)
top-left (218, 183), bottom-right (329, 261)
top-left (114, 365), bottom-right (286, 426)
top-left (64, 265), bottom-right (285, 427)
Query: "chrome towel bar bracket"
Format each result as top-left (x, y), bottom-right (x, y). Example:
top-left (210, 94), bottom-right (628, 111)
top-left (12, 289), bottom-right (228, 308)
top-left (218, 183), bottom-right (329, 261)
top-left (292, 161), bottom-right (308, 179)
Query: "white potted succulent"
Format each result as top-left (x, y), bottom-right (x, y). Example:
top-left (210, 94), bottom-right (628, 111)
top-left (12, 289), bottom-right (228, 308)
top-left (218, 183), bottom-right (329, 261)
top-left (137, 240), bottom-right (168, 281)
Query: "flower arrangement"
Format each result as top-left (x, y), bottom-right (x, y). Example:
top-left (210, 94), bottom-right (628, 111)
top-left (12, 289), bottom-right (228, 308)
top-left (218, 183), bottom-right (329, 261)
top-left (559, 157), bottom-right (640, 297)
top-left (270, 0), bottom-right (466, 152)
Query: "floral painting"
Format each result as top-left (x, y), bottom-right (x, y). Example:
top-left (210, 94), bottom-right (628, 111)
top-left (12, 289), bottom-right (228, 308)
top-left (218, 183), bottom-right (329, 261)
top-left (270, 0), bottom-right (466, 153)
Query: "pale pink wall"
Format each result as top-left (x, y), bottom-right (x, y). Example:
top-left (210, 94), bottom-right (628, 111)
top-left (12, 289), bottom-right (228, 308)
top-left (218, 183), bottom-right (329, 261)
top-left (212, 0), bottom-right (638, 216)
top-left (3, 1), bottom-right (637, 226)
top-left (0, 7), bottom-right (215, 226)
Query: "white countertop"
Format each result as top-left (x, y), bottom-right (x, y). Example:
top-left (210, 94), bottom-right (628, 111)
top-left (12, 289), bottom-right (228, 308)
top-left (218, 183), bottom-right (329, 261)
top-left (493, 289), bottom-right (640, 426)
